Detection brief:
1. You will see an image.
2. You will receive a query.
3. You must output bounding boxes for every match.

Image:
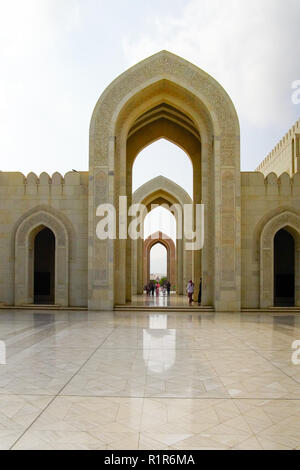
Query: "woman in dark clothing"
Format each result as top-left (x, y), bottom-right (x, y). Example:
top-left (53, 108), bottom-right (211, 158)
top-left (198, 278), bottom-right (202, 305)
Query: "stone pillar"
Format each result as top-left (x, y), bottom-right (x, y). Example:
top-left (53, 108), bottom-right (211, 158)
top-left (131, 238), bottom-right (138, 295)
top-left (137, 237), bottom-right (144, 294)
top-left (295, 244), bottom-right (300, 307)
top-left (88, 164), bottom-right (114, 311)
top-left (177, 238), bottom-right (183, 294)
top-left (213, 133), bottom-right (241, 312)
top-left (193, 155), bottom-right (202, 289)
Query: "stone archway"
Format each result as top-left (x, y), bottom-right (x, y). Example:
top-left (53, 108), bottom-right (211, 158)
top-left (89, 50), bottom-right (240, 311)
top-left (260, 211), bottom-right (300, 308)
top-left (14, 209), bottom-right (69, 306)
top-left (143, 232), bottom-right (176, 288)
top-left (132, 176), bottom-right (192, 296)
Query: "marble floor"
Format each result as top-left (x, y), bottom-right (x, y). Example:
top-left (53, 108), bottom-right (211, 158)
top-left (0, 309), bottom-right (300, 449)
top-left (118, 293), bottom-right (200, 308)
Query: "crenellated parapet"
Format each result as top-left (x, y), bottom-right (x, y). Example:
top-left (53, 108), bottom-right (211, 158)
top-left (256, 117), bottom-right (300, 176)
top-left (0, 171), bottom-right (88, 195)
top-left (242, 170), bottom-right (300, 196)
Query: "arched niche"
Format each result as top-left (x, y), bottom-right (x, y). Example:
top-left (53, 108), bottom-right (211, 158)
top-left (14, 209), bottom-right (69, 306)
top-left (260, 211), bottom-right (300, 308)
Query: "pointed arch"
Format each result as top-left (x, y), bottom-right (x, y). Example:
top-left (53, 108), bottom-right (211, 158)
top-left (89, 50), bottom-right (240, 311)
top-left (14, 208), bottom-right (70, 306)
top-left (132, 176), bottom-right (192, 296)
top-left (133, 175), bottom-right (192, 207)
top-left (260, 210), bottom-right (300, 307)
top-left (144, 232), bottom-right (176, 288)
top-left (11, 205), bottom-right (76, 261)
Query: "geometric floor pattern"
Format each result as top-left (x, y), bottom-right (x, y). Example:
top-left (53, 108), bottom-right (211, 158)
top-left (0, 309), bottom-right (300, 449)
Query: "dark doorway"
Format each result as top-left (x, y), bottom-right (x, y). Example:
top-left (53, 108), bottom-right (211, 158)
top-left (34, 227), bottom-right (55, 304)
top-left (274, 229), bottom-right (295, 306)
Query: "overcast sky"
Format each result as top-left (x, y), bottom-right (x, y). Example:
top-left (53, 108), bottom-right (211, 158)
top-left (1, 0), bottom-right (300, 273)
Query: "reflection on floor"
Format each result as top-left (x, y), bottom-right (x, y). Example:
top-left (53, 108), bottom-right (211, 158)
top-left (0, 309), bottom-right (300, 449)
top-left (118, 294), bottom-right (205, 309)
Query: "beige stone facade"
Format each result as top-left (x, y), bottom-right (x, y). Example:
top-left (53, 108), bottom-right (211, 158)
top-left (0, 51), bottom-right (300, 311)
top-left (0, 171), bottom-right (88, 307)
top-left (257, 118), bottom-right (300, 176)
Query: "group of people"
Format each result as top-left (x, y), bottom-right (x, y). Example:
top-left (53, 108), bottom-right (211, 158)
top-left (186, 278), bottom-right (202, 306)
top-left (144, 278), bottom-right (202, 306)
top-left (145, 280), bottom-right (171, 296)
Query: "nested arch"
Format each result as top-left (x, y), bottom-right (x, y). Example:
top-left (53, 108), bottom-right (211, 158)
top-left (132, 176), bottom-right (192, 296)
top-left (144, 232), bottom-right (176, 288)
top-left (133, 175), bottom-right (192, 207)
top-left (260, 211), bottom-right (300, 308)
top-left (11, 204), bottom-right (76, 261)
top-left (14, 209), bottom-right (70, 306)
top-left (90, 51), bottom-right (240, 164)
top-left (117, 82), bottom-right (206, 305)
top-left (128, 119), bottom-right (200, 170)
top-left (253, 205), bottom-right (300, 262)
top-left (89, 50), bottom-right (241, 311)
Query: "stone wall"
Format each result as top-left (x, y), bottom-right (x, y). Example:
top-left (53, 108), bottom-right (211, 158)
top-left (0, 171), bottom-right (88, 306)
top-left (241, 171), bottom-right (300, 308)
top-left (1, 167), bottom-right (300, 309)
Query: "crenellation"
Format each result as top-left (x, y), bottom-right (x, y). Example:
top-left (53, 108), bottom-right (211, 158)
top-left (52, 172), bottom-right (63, 185)
top-left (39, 172), bottom-right (51, 185)
top-left (256, 117), bottom-right (300, 175)
top-left (0, 171), bottom-right (88, 190)
top-left (242, 170), bottom-right (300, 197)
top-left (279, 172), bottom-right (292, 196)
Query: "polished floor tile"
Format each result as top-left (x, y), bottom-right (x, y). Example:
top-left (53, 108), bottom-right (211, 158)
top-left (0, 395), bottom-right (53, 449)
top-left (0, 308), bottom-right (300, 449)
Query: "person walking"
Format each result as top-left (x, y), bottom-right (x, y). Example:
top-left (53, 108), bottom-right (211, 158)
top-left (156, 282), bottom-right (160, 296)
top-left (151, 282), bottom-right (155, 296)
top-left (186, 280), bottom-right (194, 305)
top-left (167, 281), bottom-right (171, 296)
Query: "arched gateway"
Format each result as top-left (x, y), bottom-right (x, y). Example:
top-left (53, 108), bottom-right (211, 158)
top-left (1, 52), bottom-right (300, 310)
top-left (132, 176), bottom-right (192, 296)
top-left (89, 50), bottom-right (241, 311)
top-left (143, 232), bottom-right (176, 289)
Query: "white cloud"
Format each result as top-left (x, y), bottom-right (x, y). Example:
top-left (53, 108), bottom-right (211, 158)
top-left (0, 0), bottom-right (299, 176)
top-left (0, 0), bottom-right (82, 174)
top-left (123, 0), bottom-right (300, 129)
top-left (0, 0), bottom-right (80, 59)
